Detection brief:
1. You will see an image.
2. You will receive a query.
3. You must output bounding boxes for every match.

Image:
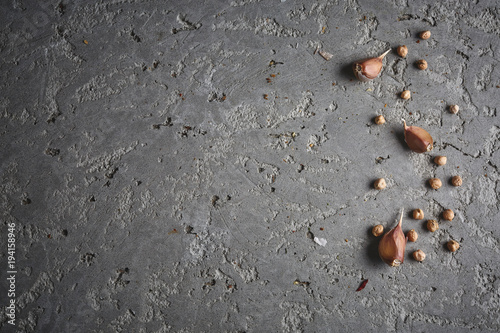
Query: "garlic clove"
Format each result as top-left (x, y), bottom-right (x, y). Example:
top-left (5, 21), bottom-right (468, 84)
top-left (378, 209), bottom-right (407, 267)
top-left (403, 119), bottom-right (433, 153)
top-left (353, 49), bottom-right (390, 82)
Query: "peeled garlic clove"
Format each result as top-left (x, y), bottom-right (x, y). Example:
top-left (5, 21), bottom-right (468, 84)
top-left (403, 119), bottom-right (433, 153)
top-left (378, 209), bottom-right (407, 267)
top-left (353, 49), bottom-right (390, 82)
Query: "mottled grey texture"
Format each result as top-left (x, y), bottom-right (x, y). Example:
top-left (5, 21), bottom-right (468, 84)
top-left (0, 0), bottom-right (499, 332)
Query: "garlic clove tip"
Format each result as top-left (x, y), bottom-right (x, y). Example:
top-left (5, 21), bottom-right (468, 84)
top-left (378, 49), bottom-right (391, 59)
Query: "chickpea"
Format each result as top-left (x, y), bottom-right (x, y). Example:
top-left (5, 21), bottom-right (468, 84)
top-left (426, 220), bottom-right (439, 232)
top-left (412, 249), bottom-right (426, 261)
top-left (443, 209), bottom-right (454, 221)
top-left (413, 209), bottom-right (424, 220)
top-left (400, 90), bottom-right (411, 100)
top-left (449, 105), bottom-right (460, 114)
top-left (419, 30), bottom-right (431, 40)
top-left (372, 224), bottom-right (384, 237)
top-left (407, 229), bottom-right (418, 242)
top-left (374, 178), bottom-right (386, 190)
top-left (434, 155), bottom-right (447, 166)
top-left (428, 178), bottom-right (442, 190)
top-left (451, 175), bottom-right (463, 187)
top-left (416, 59), bottom-right (428, 70)
top-left (397, 45), bottom-right (408, 58)
top-left (374, 115), bottom-right (386, 125)
top-left (447, 240), bottom-right (460, 252)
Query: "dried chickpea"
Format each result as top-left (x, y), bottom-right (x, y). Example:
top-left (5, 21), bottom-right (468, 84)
top-left (449, 105), bottom-right (460, 114)
top-left (413, 208), bottom-right (424, 220)
top-left (434, 155), bottom-right (447, 166)
top-left (443, 209), bottom-right (454, 221)
top-left (374, 115), bottom-right (386, 125)
top-left (451, 175), bottom-right (463, 187)
top-left (419, 30), bottom-right (431, 40)
top-left (400, 90), bottom-right (411, 100)
top-left (447, 240), bottom-right (460, 252)
top-left (412, 249), bottom-right (426, 261)
top-left (416, 59), bottom-right (428, 70)
top-left (372, 224), bottom-right (384, 237)
top-left (374, 178), bottom-right (386, 190)
top-left (428, 178), bottom-right (442, 190)
top-left (397, 45), bottom-right (408, 58)
top-left (426, 220), bottom-right (439, 232)
top-left (407, 229), bottom-right (418, 242)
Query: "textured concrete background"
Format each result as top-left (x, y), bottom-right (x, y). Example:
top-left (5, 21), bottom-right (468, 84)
top-left (1, 0), bottom-right (499, 332)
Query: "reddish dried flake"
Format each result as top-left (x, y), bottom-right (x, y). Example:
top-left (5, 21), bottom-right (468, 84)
top-left (356, 279), bottom-right (368, 292)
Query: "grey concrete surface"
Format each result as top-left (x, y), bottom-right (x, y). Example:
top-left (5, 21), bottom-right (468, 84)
top-left (0, 0), bottom-right (499, 332)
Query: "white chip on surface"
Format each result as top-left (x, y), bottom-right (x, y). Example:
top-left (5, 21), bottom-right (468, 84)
top-left (319, 50), bottom-right (333, 61)
top-left (314, 237), bottom-right (327, 246)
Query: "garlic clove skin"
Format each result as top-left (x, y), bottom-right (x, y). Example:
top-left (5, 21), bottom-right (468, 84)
top-left (353, 49), bottom-right (390, 82)
top-left (378, 209), bottom-right (407, 267)
top-left (403, 120), bottom-right (433, 153)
